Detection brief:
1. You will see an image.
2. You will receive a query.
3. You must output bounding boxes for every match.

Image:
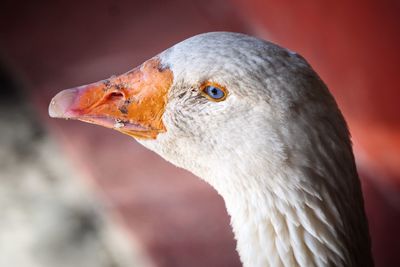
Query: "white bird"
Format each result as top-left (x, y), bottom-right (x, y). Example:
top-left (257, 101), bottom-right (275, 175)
top-left (49, 32), bottom-right (373, 267)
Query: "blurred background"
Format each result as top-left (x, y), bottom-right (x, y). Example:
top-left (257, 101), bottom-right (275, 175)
top-left (0, 0), bottom-right (399, 266)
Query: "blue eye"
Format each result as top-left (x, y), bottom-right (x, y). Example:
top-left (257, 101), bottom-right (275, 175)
top-left (203, 85), bottom-right (226, 100)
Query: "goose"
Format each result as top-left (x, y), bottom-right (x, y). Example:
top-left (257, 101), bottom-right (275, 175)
top-left (48, 32), bottom-right (373, 267)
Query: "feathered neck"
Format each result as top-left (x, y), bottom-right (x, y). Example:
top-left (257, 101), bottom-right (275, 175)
top-left (203, 113), bottom-right (374, 267)
top-left (217, 163), bottom-right (373, 267)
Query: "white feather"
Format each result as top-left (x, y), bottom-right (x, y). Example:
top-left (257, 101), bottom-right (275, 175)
top-left (138, 32), bottom-right (373, 267)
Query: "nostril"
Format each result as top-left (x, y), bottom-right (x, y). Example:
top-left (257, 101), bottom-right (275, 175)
top-left (107, 91), bottom-right (125, 101)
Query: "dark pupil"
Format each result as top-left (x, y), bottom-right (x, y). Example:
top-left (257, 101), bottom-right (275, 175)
top-left (211, 88), bottom-right (218, 96)
top-left (206, 86), bottom-right (223, 99)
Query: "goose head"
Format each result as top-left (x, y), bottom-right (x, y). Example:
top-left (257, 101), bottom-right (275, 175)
top-left (49, 32), bottom-right (373, 267)
top-left (48, 32), bottom-right (328, 190)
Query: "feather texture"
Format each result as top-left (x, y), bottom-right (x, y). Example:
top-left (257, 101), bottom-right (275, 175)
top-left (135, 32), bottom-right (373, 267)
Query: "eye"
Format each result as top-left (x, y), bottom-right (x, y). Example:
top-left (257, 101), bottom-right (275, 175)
top-left (201, 84), bottom-right (227, 101)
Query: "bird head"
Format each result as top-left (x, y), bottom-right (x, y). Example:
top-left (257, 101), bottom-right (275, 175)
top-left (49, 32), bottom-right (339, 191)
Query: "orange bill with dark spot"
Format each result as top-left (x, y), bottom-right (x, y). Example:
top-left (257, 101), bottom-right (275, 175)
top-left (49, 58), bottom-right (173, 139)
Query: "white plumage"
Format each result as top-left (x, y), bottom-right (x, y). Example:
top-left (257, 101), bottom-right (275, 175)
top-left (50, 32), bottom-right (374, 267)
top-left (140, 32), bottom-right (373, 267)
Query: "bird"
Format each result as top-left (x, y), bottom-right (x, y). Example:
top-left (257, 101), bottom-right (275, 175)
top-left (49, 32), bottom-right (373, 267)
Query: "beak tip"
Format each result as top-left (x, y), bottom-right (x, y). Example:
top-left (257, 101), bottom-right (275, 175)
top-left (48, 88), bottom-right (78, 119)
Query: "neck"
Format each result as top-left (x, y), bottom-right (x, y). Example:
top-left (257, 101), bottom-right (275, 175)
top-left (214, 164), bottom-right (373, 267)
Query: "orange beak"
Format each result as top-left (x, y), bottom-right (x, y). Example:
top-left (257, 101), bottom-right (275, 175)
top-left (49, 58), bottom-right (173, 139)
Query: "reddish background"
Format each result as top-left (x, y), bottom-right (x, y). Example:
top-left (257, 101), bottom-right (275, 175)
top-left (1, 0), bottom-right (399, 266)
